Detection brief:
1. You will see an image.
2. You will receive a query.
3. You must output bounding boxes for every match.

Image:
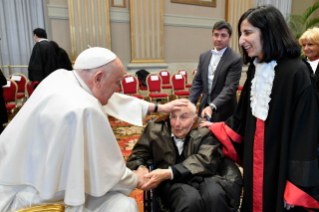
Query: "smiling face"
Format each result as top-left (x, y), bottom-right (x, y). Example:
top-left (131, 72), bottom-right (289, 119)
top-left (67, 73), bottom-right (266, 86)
top-left (213, 28), bottom-right (232, 51)
top-left (301, 39), bottom-right (319, 61)
top-left (170, 102), bottom-right (197, 139)
top-left (239, 19), bottom-right (264, 60)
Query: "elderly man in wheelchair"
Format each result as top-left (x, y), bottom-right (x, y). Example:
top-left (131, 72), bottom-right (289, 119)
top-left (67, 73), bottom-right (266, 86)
top-left (127, 99), bottom-right (242, 212)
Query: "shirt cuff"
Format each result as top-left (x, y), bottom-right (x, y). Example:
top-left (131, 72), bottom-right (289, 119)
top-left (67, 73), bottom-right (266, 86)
top-left (210, 103), bottom-right (217, 111)
top-left (138, 165), bottom-right (146, 170)
top-left (141, 100), bottom-right (150, 119)
top-left (169, 166), bottom-right (174, 180)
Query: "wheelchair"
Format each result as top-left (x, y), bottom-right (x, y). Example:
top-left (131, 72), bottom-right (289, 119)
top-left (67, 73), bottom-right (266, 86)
top-left (143, 158), bottom-right (243, 212)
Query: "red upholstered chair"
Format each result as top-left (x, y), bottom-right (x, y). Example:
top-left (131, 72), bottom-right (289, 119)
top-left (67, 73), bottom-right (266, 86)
top-left (146, 74), bottom-right (169, 102)
top-left (171, 73), bottom-right (190, 99)
top-left (237, 86), bottom-right (243, 102)
top-left (3, 79), bottom-right (18, 114)
top-left (9, 73), bottom-right (27, 104)
top-left (137, 77), bottom-right (147, 93)
top-left (26, 80), bottom-right (40, 98)
top-left (178, 69), bottom-right (192, 89)
top-left (159, 70), bottom-right (172, 90)
top-left (121, 75), bottom-right (143, 99)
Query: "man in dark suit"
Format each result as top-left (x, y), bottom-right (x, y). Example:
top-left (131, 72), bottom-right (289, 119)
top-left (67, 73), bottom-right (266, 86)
top-left (28, 28), bottom-right (58, 89)
top-left (189, 21), bottom-right (243, 122)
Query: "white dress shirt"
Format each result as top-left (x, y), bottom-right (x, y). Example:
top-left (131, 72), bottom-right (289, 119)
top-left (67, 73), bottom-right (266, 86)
top-left (207, 47), bottom-right (227, 108)
top-left (307, 57), bottom-right (319, 74)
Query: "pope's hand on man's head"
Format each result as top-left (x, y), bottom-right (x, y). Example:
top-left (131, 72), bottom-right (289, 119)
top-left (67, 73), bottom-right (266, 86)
top-left (159, 99), bottom-right (189, 113)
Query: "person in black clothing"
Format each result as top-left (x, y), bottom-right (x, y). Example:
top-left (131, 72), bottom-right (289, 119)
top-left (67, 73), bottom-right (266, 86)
top-left (50, 41), bottom-right (73, 71)
top-left (0, 70), bottom-right (8, 134)
top-left (28, 28), bottom-right (58, 89)
top-left (201, 5), bottom-right (319, 212)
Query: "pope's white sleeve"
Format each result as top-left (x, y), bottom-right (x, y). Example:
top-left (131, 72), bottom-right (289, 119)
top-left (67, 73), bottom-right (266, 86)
top-left (102, 93), bottom-right (150, 126)
top-left (109, 168), bottom-right (138, 196)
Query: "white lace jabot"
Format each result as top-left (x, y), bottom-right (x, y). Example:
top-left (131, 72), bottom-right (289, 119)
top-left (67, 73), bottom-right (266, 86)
top-left (250, 59), bottom-right (277, 121)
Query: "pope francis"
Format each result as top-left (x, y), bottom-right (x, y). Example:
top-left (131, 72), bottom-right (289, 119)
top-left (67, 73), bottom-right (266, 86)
top-left (0, 47), bottom-right (187, 211)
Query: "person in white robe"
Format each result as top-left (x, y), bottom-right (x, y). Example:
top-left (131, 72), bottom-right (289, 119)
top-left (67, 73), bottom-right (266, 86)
top-left (0, 47), bottom-right (187, 212)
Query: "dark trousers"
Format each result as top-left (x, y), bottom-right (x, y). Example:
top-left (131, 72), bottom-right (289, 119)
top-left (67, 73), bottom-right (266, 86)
top-left (157, 178), bottom-right (231, 212)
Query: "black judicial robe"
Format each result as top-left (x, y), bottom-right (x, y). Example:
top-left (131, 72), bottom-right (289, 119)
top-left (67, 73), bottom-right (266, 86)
top-left (302, 57), bottom-right (319, 95)
top-left (28, 40), bottom-right (58, 82)
top-left (0, 70), bottom-right (8, 133)
top-left (209, 57), bottom-right (319, 212)
top-left (56, 48), bottom-right (73, 71)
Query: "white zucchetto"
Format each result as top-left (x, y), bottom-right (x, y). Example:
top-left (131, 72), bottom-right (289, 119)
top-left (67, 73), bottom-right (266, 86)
top-left (74, 47), bottom-right (117, 69)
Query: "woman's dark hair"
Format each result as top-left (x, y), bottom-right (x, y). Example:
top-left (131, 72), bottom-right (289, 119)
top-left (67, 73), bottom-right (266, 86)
top-left (50, 41), bottom-right (60, 55)
top-left (237, 5), bottom-right (300, 64)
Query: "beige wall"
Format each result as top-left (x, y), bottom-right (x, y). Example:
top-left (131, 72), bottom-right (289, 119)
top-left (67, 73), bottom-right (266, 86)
top-left (164, 0), bottom-right (225, 18)
top-left (51, 19), bottom-right (72, 58)
top-left (110, 23), bottom-right (131, 63)
top-left (291, 0), bottom-right (315, 15)
top-left (46, 0), bottom-right (249, 64)
top-left (47, 0), bottom-right (72, 60)
top-left (164, 27), bottom-right (212, 62)
top-left (49, 0), bottom-right (67, 6)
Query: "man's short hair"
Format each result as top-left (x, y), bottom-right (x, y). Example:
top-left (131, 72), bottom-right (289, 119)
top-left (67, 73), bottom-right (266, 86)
top-left (33, 28), bottom-right (47, 39)
top-left (212, 21), bottom-right (232, 36)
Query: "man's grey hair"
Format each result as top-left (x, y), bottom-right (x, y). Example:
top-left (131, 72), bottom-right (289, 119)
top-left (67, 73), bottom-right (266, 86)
top-left (171, 98), bottom-right (196, 115)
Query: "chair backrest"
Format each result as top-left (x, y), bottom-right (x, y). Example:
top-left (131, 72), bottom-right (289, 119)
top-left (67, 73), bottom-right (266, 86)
top-left (171, 73), bottom-right (186, 90)
top-left (146, 74), bottom-right (162, 92)
top-left (9, 73), bottom-right (27, 93)
top-left (27, 80), bottom-right (34, 98)
top-left (159, 70), bottom-right (170, 85)
top-left (3, 79), bottom-right (18, 103)
top-left (192, 69), bottom-right (197, 76)
top-left (192, 69), bottom-right (197, 81)
top-left (121, 75), bottom-right (138, 94)
top-left (178, 70), bottom-right (188, 83)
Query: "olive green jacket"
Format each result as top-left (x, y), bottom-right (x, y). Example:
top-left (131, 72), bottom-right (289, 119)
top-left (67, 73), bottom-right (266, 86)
top-left (127, 114), bottom-right (221, 179)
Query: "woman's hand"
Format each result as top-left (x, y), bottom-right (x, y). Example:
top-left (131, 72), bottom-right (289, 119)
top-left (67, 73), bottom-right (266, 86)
top-left (199, 120), bottom-right (213, 128)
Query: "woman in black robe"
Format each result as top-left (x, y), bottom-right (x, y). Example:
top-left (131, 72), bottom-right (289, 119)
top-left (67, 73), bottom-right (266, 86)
top-left (50, 41), bottom-right (73, 71)
top-left (200, 5), bottom-right (319, 212)
top-left (0, 70), bottom-right (8, 134)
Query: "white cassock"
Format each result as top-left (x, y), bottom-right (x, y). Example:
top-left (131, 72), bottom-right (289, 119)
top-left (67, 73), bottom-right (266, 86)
top-left (0, 70), bottom-right (150, 212)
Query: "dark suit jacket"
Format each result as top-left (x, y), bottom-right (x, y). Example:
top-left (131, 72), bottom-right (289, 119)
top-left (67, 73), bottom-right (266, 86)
top-left (189, 47), bottom-right (243, 122)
